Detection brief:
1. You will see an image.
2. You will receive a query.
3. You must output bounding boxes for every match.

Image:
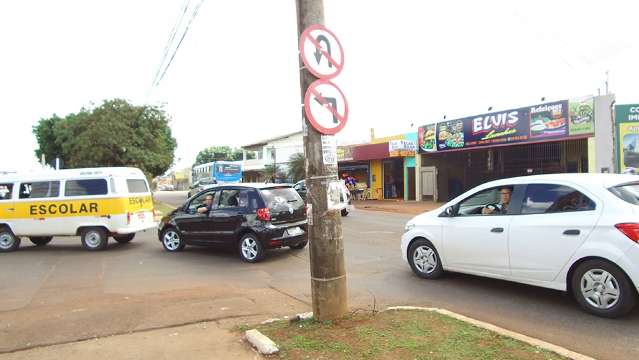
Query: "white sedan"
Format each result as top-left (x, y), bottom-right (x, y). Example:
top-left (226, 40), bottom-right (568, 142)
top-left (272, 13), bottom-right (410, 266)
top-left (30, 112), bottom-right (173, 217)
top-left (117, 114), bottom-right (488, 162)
top-left (401, 173), bottom-right (639, 318)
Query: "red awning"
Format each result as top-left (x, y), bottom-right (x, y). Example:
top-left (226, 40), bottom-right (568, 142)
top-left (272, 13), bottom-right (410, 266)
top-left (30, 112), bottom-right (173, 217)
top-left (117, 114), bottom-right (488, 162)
top-left (352, 143), bottom-right (389, 161)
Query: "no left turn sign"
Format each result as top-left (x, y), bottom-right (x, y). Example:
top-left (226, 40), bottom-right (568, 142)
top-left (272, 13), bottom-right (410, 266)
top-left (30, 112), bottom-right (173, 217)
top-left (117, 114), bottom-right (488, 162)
top-left (304, 79), bottom-right (348, 135)
top-left (299, 24), bottom-right (344, 79)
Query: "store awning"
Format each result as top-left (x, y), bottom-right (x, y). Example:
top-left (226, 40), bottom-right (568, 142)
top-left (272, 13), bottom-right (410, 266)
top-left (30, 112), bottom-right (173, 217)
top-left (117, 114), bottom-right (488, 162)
top-left (352, 143), bottom-right (389, 161)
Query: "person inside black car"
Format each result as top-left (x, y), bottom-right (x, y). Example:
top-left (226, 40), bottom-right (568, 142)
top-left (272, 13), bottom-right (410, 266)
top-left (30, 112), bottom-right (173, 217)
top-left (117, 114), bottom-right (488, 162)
top-left (197, 194), bottom-right (214, 214)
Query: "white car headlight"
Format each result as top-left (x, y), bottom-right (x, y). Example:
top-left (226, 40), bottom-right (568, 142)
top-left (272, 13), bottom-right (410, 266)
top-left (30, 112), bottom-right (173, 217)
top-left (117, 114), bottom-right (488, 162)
top-left (404, 223), bottom-right (415, 233)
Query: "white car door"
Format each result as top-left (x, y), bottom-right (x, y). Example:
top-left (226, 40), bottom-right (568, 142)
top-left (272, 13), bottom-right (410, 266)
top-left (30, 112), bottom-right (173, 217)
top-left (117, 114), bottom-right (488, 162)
top-left (442, 186), bottom-right (517, 278)
top-left (508, 183), bottom-right (600, 282)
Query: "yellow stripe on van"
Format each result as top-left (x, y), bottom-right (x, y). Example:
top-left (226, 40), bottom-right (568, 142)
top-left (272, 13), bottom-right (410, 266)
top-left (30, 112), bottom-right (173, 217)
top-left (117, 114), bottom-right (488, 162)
top-left (0, 195), bottom-right (153, 219)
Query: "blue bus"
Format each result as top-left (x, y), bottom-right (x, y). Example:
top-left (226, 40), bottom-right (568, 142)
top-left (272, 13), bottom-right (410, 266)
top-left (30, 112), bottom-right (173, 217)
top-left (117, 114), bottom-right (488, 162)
top-left (192, 161), bottom-right (243, 184)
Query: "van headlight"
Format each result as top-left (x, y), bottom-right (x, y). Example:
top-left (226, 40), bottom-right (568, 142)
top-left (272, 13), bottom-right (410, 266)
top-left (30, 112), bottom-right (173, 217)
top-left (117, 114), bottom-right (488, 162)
top-left (404, 223), bottom-right (415, 233)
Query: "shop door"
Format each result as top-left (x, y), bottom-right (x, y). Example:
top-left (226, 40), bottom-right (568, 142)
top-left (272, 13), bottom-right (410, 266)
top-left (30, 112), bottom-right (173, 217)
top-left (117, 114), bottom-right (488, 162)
top-left (407, 167), bottom-right (416, 200)
top-left (421, 167), bottom-right (437, 201)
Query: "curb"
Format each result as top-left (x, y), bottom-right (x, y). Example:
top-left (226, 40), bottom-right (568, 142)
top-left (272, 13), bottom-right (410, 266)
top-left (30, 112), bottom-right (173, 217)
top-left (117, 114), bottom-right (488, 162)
top-left (386, 306), bottom-right (596, 360)
top-left (246, 308), bottom-right (595, 359)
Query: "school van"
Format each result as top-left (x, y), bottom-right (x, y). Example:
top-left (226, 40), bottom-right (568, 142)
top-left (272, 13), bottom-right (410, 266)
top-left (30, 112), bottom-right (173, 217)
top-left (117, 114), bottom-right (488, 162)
top-left (0, 167), bottom-right (156, 252)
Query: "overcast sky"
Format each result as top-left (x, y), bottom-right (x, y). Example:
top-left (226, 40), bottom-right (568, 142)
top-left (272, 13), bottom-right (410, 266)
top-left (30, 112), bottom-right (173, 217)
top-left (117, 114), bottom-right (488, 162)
top-left (1, 0), bottom-right (637, 172)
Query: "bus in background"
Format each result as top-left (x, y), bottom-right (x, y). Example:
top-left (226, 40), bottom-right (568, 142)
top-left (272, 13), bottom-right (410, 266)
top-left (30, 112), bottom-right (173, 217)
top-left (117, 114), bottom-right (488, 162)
top-left (190, 161), bottom-right (243, 197)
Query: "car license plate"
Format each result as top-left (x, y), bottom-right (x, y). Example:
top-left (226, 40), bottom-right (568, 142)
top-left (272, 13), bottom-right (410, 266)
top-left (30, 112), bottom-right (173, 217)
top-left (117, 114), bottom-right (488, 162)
top-left (287, 227), bottom-right (303, 236)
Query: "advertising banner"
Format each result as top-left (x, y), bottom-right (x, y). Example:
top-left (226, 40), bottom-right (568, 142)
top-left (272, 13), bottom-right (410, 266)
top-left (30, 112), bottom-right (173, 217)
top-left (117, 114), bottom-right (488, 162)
top-left (431, 100), bottom-right (569, 152)
top-left (616, 104), bottom-right (639, 173)
top-left (569, 97), bottom-right (595, 136)
top-left (389, 140), bottom-right (417, 157)
top-left (417, 124), bottom-right (437, 152)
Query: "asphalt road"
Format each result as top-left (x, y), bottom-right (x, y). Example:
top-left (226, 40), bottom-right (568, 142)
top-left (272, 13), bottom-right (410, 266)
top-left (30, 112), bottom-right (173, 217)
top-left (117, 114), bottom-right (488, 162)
top-left (1, 191), bottom-right (638, 359)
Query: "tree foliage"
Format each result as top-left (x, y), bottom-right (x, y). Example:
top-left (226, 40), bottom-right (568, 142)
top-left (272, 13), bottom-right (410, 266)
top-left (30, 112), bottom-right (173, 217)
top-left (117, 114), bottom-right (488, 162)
top-left (288, 152), bottom-right (305, 182)
top-left (264, 164), bottom-right (285, 182)
top-left (33, 99), bottom-right (177, 178)
top-left (194, 146), bottom-right (253, 166)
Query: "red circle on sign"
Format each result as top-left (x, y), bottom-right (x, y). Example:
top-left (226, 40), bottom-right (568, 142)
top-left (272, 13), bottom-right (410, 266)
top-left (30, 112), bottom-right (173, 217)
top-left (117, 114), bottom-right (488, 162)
top-left (299, 24), bottom-right (344, 79)
top-left (304, 79), bottom-right (349, 135)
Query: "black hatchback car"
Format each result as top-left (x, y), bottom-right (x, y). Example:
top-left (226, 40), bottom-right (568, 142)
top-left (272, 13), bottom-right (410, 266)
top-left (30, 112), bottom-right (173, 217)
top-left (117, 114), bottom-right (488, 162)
top-left (158, 183), bottom-right (308, 262)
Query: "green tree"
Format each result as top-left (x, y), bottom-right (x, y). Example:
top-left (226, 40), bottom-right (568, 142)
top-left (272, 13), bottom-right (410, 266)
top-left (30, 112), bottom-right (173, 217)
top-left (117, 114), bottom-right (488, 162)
top-left (287, 152), bottom-right (305, 182)
top-left (194, 146), bottom-right (253, 166)
top-left (32, 99), bottom-right (177, 178)
top-left (264, 164), bottom-right (285, 182)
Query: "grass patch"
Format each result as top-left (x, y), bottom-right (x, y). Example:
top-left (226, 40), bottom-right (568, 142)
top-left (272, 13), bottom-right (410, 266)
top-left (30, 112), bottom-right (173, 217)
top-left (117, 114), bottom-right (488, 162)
top-left (153, 200), bottom-right (176, 216)
top-left (255, 310), bottom-right (567, 360)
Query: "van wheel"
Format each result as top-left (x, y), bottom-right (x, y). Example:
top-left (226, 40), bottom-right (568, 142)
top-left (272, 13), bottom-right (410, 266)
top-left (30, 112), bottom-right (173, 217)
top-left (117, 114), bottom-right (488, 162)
top-left (0, 229), bottom-right (20, 252)
top-left (571, 259), bottom-right (637, 318)
top-left (114, 233), bottom-right (135, 244)
top-left (81, 227), bottom-right (108, 251)
top-left (161, 228), bottom-right (185, 252)
top-left (341, 209), bottom-right (349, 217)
top-left (239, 233), bottom-right (265, 263)
top-left (30, 236), bottom-right (53, 246)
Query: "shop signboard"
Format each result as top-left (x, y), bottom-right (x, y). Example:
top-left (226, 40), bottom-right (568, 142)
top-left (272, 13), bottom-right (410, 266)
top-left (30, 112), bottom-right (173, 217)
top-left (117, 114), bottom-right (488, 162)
top-left (427, 100), bottom-right (571, 152)
top-left (389, 140), bottom-right (417, 157)
top-left (417, 124), bottom-right (437, 152)
top-left (616, 104), bottom-right (639, 173)
top-left (569, 96), bottom-right (595, 136)
top-left (337, 145), bottom-right (353, 161)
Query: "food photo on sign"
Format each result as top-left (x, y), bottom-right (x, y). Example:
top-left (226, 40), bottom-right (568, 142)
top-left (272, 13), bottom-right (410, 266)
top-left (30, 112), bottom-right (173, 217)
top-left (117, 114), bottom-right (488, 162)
top-left (569, 97), bottom-right (595, 135)
top-left (529, 101), bottom-right (568, 138)
top-left (437, 120), bottom-right (465, 150)
top-left (418, 124), bottom-right (436, 152)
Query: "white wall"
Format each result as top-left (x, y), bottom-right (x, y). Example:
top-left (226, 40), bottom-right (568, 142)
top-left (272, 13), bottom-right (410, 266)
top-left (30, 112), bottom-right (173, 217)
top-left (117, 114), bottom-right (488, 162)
top-left (593, 94), bottom-right (616, 173)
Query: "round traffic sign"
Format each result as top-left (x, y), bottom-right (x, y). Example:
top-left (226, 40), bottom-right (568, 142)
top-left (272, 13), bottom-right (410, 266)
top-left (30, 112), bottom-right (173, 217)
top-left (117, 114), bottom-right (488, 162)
top-left (299, 24), bottom-right (344, 79)
top-left (304, 79), bottom-right (348, 135)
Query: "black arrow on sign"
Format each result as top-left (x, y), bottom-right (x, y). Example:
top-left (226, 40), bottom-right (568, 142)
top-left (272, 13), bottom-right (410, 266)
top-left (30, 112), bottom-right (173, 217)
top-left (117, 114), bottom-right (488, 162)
top-left (313, 35), bottom-right (333, 68)
top-left (314, 93), bottom-right (339, 124)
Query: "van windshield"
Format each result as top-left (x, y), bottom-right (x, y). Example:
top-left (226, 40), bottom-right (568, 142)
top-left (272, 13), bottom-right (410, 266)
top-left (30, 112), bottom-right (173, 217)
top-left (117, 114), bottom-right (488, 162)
top-left (127, 179), bottom-right (149, 193)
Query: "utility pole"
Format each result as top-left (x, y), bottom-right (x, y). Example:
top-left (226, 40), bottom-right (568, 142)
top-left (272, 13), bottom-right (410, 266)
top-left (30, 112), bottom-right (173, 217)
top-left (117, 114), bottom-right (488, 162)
top-left (295, 0), bottom-right (348, 321)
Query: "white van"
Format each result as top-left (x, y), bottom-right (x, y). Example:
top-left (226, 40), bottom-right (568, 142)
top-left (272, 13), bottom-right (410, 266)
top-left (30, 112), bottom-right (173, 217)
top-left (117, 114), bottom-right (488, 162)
top-left (0, 167), bottom-right (156, 252)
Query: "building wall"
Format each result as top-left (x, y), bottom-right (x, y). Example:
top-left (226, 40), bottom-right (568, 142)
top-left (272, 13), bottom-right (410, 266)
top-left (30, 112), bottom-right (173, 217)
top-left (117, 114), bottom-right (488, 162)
top-left (591, 94), bottom-right (616, 173)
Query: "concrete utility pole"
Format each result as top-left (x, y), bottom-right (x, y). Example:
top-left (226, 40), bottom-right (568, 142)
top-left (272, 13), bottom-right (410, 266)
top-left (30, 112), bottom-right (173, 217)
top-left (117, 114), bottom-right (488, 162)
top-left (295, 0), bottom-right (348, 321)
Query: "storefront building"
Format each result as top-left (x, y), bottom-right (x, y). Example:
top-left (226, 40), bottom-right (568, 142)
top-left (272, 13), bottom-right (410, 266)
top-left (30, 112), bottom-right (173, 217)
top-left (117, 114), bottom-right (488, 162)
top-left (415, 97), bottom-right (615, 202)
top-left (616, 104), bottom-right (639, 173)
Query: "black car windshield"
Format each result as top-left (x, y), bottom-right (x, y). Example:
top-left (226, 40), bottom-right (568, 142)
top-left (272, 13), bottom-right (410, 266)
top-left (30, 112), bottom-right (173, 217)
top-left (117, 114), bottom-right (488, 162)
top-left (260, 187), bottom-right (303, 210)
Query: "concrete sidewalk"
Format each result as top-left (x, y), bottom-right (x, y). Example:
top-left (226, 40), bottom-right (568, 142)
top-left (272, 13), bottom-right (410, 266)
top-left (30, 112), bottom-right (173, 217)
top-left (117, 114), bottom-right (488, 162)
top-left (352, 199), bottom-right (444, 215)
top-left (1, 319), bottom-right (260, 360)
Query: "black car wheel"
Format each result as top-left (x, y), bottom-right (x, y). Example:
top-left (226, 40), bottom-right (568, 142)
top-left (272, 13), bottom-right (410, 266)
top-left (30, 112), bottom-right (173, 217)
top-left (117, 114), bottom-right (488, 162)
top-left (408, 238), bottom-right (444, 279)
top-left (81, 227), bottom-right (108, 251)
top-left (571, 259), bottom-right (637, 318)
top-left (0, 229), bottom-right (20, 252)
top-left (161, 228), bottom-right (185, 252)
top-left (341, 209), bottom-right (349, 217)
top-left (289, 240), bottom-right (308, 250)
top-left (239, 233), bottom-right (265, 263)
top-left (29, 236), bottom-right (53, 246)
top-left (113, 233), bottom-right (135, 244)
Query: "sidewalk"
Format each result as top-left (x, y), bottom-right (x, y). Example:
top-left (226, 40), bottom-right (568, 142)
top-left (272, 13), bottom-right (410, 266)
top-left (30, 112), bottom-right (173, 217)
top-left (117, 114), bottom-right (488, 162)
top-left (1, 320), bottom-right (260, 360)
top-left (352, 199), bottom-right (444, 215)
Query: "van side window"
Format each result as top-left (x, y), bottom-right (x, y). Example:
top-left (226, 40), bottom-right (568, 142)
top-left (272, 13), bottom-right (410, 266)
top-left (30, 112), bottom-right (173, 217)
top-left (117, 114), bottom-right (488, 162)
top-left (127, 179), bottom-right (148, 193)
top-left (0, 183), bottom-right (13, 200)
top-left (110, 178), bottom-right (117, 194)
top-left (65, 179), bottom-right (108, 197)
top-left (19, 181), bottom-right (60, 199)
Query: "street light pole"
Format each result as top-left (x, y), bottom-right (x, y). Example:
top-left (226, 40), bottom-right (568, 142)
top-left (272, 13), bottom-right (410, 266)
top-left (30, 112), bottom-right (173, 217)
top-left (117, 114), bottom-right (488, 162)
top-left (295, 0), bottom-right (348, 321)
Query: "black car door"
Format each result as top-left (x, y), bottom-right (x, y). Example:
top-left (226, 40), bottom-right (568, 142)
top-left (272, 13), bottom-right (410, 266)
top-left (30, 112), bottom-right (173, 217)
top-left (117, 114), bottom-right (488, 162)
top-left (207, 188), bottom-right (248, 245)
top-left (175, 190), bottom-right (217, 241)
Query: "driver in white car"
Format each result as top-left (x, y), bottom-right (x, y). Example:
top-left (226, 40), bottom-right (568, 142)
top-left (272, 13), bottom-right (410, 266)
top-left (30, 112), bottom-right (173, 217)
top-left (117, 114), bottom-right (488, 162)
top-left (482, 186), bottom-right (512, 215)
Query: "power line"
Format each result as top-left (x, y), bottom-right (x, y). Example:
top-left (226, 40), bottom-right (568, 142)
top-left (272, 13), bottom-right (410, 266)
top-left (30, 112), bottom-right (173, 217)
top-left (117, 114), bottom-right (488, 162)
top-left (149, 0), bottom-right (192, 94)
top-left (152, 0), bottom-right (205, 91)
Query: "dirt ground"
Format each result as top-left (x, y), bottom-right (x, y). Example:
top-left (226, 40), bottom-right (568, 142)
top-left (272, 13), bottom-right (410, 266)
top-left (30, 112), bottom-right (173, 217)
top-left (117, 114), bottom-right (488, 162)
top-left (351, 200), bottom-right (443, 215)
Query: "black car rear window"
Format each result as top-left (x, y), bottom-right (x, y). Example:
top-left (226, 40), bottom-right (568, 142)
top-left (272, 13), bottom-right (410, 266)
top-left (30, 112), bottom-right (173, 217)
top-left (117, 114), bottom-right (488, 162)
top-left (259, 187), bottom-right (304, 210)
top-left (610, 182), bottom-right (639, 205)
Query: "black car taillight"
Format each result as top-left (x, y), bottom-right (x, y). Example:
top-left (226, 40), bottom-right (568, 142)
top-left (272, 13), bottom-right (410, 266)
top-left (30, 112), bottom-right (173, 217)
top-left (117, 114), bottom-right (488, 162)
top-left (257, 208), bottom-right (271, 221)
